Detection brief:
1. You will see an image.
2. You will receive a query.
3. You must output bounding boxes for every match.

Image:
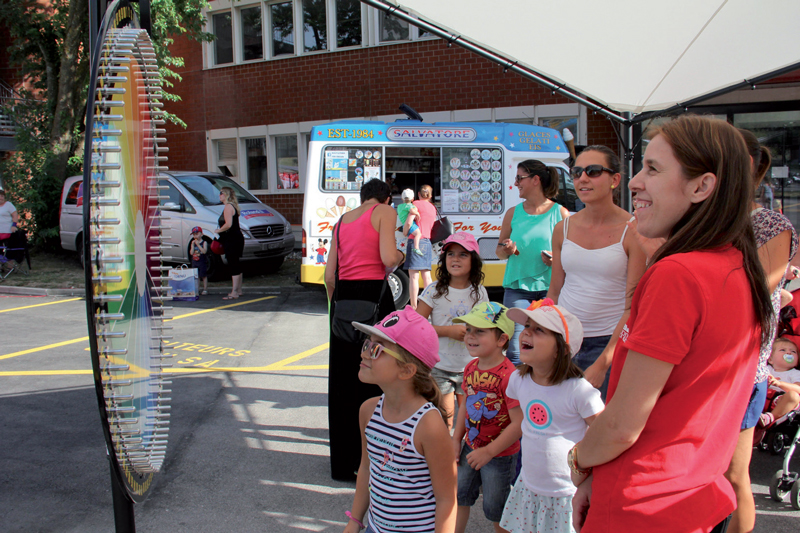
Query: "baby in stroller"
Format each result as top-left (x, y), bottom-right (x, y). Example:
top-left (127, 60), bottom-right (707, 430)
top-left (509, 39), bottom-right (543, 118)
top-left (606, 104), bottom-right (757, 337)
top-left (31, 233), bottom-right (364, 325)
top-left (757, 337), bottom-right (800, 440)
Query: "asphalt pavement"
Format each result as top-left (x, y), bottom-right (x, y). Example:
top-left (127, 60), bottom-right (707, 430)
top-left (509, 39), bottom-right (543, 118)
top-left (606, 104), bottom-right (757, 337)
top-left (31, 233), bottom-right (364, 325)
top-left (0, 290), bottom-right (798, 532)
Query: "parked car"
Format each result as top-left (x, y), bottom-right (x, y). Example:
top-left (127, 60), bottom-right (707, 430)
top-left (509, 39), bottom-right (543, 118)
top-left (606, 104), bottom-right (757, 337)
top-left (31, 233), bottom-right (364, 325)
top-left (59, 172), bottom-right (295, 277)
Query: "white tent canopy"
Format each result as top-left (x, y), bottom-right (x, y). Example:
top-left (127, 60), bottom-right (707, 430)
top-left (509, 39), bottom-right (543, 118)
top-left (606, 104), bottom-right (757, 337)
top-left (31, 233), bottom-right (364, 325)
top-left (371, 0), bottom-right (800, 118)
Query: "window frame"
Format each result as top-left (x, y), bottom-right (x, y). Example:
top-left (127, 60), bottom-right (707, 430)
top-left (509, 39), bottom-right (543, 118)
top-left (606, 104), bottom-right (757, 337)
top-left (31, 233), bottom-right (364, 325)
top-left (210, 9), bottom-right (234, 66)
top-left (238, 3), bottom-right (265, 63)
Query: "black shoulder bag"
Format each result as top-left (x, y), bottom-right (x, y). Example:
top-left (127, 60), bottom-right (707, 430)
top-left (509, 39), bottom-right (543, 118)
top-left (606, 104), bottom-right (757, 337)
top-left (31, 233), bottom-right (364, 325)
top-left (430, 202), bottom-right (454, 244)
top-left (330, 220), bottom-right (388, 343)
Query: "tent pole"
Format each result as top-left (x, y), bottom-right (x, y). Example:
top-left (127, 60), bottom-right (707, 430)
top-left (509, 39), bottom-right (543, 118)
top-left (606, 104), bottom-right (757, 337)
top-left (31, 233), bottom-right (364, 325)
top-left (622, 112), bottom-right (633, 212)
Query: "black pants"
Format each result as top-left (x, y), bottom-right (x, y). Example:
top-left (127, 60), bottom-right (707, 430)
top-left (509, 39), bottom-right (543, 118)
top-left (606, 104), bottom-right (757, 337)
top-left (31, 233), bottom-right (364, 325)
top-left (328, 278), bottom-right (394, 481)
top-left (710, 514), bottom-right (731, 533)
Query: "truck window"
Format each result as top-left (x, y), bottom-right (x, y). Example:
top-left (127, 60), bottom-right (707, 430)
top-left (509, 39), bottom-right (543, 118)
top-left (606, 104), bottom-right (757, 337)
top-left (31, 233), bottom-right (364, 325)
top-left (440, 146), bottom-right (504, 215)
top-left (385, 146), bottom-right (440, 205)
top-left (322, 146), bottom-right (383, 191)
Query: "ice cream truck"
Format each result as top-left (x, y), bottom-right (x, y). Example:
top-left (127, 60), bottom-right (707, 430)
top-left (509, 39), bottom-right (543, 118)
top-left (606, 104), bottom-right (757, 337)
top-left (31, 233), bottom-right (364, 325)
top-left (301, 120), bottom-right (577, 307)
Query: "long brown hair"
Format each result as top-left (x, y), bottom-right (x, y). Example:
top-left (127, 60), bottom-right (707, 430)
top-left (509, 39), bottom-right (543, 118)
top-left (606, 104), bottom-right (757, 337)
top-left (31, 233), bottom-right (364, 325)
top-left (737, 128), bottom-right (773, 189)
top-left (516, 330), bottom-right (583, 385)
top-left (433, 248), bottom-right (485, 304)
top-left (648, 115), bottom-right (772, 343)
top-left (220, 186), bottom-right (240, 214)
top-left (394, 346), bottom-right (447, 422)
top-left (518, 159), bottom-right (560, 198)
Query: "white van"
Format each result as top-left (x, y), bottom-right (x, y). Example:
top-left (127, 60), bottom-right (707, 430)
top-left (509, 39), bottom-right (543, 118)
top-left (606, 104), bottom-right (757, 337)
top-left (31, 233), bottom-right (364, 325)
top-left (60, 171), bottom-right (295, 275)
top-left (300, 120), bottom-right (576, 306)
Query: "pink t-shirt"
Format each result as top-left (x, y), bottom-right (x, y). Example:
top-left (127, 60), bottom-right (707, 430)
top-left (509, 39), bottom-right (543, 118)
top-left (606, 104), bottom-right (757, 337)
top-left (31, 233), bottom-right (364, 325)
top-left (413, 199), bottom-right (436, 239)
top-left (337, 205), bottom-right (385, 280)
top-left (584, 246), bottom-right (759, 533)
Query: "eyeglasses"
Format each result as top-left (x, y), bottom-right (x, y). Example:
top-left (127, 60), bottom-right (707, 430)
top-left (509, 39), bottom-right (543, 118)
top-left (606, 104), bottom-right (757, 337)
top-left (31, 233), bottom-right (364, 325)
top-left (514, 174), bottom-right (533, 185)
top-left (569, 165), bottom-right (616, 179)
top-left (361, 339), bottom-right (405, 363)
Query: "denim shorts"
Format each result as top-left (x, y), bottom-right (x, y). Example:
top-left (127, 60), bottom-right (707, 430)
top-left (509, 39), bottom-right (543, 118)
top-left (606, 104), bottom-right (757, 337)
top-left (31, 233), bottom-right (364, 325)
top-left (404, 237), bottom-right (432, 271)
top-left (573, 335), bottom-right (612, 401)
top-left (741, 380), bottom-right (769, 430)
top-left (432, 367), bottom-right (464, 396)
top-left (457, 442), bottom-right (518, 522)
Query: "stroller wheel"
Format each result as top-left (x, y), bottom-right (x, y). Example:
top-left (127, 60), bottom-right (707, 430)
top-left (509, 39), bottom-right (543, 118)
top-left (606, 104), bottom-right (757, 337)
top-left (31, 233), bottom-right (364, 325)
top-left (766, 431), bottom-right (786, 455)
top-left (792, 480), bottom-right (800, 511)
top-left (771, 470), bottom-right (791, 502)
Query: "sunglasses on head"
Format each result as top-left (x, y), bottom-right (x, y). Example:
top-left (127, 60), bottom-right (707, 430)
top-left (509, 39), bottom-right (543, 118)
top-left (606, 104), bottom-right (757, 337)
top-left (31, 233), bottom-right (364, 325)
top-left (569, 165), bottom-right (615, 179)
top-left (361, 339), bottom-right (405, 362)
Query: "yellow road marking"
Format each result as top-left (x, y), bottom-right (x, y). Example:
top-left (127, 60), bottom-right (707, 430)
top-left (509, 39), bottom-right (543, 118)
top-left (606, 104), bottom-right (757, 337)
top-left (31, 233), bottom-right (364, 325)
top-left (0, 337), bottom-right (89, 361)
top-left (0, 296), bottom-right (277, 361)
top-left (166, 296), bottom-right (276, 321)
top-left (0, 297), bottom-right (82, 314)
top-left (0, 343), bottom-right (330, 376)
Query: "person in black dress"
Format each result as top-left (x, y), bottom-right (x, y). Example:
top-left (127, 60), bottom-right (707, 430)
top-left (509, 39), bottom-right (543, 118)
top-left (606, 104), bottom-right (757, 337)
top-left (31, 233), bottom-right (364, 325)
top-left (215, 186), bottom-right (245, 299)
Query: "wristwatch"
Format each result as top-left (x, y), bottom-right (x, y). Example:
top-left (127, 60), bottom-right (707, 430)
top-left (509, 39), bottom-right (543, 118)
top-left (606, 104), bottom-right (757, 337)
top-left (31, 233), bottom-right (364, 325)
top-left (568, 444), bottom-right (592, 477)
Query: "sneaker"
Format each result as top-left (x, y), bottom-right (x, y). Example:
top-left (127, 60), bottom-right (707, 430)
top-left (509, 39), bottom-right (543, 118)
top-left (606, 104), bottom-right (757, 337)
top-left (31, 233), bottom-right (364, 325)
top-left (413, 248), bottom-right (424, 256)
top-left (758, 412), bottom-right (775, 428)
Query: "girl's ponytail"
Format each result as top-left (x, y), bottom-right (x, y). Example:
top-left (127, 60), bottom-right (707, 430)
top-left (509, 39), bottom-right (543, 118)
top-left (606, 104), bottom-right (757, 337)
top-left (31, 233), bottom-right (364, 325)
top-left (414, 370), bottom-right (448, 422)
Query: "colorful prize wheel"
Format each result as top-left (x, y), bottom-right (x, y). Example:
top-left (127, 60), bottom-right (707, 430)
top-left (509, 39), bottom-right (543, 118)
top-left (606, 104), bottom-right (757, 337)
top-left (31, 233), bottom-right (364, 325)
top-left (83, 0), bottom-right (173, 503)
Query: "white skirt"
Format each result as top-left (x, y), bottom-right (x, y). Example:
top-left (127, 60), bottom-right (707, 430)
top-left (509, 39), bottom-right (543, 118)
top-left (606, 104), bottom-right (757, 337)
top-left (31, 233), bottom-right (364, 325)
top-left (499, 477), bottom-right (575, 533)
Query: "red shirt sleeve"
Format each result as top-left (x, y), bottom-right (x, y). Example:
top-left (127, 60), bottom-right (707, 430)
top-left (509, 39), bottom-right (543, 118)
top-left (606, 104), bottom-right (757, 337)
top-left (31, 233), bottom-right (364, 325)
top-left (623, 258), bottom-right (706, 366)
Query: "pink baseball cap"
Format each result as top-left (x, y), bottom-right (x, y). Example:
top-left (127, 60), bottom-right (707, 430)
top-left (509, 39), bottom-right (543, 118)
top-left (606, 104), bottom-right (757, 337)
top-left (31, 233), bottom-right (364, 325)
top-left (441, 232), bottom-right (479, 254)
top-left (507, 298), bottom-right (584, 357)
top-left (352, 306), bottom-right (440, 369)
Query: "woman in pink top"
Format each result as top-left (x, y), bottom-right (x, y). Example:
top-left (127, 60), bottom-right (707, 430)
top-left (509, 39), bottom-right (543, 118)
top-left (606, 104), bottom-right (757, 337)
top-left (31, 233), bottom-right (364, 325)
top-left (406, 185), bottom-right (437, 308)
top-left (324, 178), bottom-right (405, 481)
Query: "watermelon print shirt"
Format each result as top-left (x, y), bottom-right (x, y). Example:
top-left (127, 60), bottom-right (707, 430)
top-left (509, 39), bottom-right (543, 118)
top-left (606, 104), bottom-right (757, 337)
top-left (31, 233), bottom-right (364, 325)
top-left (505, 372), bottom-right (603, 497)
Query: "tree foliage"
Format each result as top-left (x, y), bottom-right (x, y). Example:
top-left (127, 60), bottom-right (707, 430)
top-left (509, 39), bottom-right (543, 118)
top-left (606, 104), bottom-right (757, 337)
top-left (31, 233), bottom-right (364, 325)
top-left (0, 0), bottom-right (212, 246)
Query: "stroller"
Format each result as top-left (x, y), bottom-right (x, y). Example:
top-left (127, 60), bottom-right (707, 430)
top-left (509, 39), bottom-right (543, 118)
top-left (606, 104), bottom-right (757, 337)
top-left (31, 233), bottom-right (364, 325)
top-left (765, 286), bottom-right (800, 509)
top-left (0, 231), bottom-right (30, 281)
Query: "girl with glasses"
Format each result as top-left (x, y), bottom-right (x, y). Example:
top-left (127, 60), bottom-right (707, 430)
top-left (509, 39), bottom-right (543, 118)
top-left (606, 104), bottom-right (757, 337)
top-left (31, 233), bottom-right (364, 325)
top-left (546, 146), bottom-right (647, 400)
top-left (570, 116), bottom-right (772, 533)
top-left (345, 307), bottom-right (456, 533)
top-left (497, 159), bottom-right (570, 365)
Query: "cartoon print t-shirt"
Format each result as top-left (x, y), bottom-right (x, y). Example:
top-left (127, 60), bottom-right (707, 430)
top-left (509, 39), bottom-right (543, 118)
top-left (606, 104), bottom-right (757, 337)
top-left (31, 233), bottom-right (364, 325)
top-left (419, 281), bottom-right (489, 372)
top-left (460, 357), bottom-right (520, 456)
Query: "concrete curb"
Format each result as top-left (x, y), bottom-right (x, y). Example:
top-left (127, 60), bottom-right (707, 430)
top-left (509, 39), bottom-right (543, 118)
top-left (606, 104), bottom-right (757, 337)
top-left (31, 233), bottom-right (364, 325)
top-left (0, 284), bottom-right (323, 298)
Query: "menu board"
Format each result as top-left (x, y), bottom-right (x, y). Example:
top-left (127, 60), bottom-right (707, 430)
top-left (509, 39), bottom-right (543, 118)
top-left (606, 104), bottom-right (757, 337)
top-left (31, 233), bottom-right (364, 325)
top-left (440, 147), bottom-right (503, 214)
top-left (323, 146), bottom-right (382, 191)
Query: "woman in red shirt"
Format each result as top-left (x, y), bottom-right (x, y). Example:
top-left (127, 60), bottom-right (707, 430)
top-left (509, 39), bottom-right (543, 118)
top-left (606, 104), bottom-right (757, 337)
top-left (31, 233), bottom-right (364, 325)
top-left (569, 116), bottom-right (772, 533)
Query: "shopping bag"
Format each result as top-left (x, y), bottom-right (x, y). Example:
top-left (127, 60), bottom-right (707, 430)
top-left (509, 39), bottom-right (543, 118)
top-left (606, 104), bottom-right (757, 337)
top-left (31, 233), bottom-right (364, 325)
top-left (167, 265), bottom-right (200, 301)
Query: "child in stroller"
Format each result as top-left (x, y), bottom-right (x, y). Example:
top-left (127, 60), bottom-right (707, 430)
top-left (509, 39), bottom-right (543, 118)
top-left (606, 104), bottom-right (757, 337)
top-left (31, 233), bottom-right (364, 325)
top-left (756, 337), bottom-right (800, 453)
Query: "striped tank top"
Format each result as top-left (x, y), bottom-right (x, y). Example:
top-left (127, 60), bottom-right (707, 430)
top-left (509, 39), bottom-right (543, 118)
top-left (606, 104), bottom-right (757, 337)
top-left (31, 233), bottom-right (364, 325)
top-left (366, 396), bottom-right (438, 533)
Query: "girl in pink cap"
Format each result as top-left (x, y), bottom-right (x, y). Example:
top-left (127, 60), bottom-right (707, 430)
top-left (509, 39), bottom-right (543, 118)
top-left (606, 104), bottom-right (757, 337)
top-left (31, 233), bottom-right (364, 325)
top-left (345, 307), bottom-right (457, 533)
top-left (416, 232), bottom-right (489, 429)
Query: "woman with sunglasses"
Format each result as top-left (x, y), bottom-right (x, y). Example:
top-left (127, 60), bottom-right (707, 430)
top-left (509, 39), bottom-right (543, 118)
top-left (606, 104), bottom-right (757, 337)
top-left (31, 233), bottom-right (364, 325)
top-left (570, 116), bottom-right (771, 532)
top-left (546, 146), bottom-right (647, 400)
top-left (497, 160), bottom-right (570, 365)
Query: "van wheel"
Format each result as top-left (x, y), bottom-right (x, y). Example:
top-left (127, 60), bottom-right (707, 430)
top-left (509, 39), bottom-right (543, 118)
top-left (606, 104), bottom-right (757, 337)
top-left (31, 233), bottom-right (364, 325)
top-left (77, 234), bottom-right (85, 270)
top-left (262, 257), bottom-right (284, 274)
top-left (388, 270), bottom-right (410, 308)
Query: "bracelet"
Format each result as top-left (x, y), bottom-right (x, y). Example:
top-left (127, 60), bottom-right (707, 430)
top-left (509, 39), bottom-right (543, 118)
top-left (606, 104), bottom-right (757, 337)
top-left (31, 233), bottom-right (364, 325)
top-left (345, 511), bottom-right (365, 530)
top-left (568, 443), bottom-right (592, 477)
top-left (11, 222), bottom-right (17, 227)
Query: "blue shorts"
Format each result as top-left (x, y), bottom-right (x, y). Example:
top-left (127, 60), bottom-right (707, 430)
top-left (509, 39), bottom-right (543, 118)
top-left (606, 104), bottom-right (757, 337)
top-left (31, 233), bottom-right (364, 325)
top-left (741, 380), bottom-right (769, 430)
top-left (191, 256), bottom-right (208, 279)
top-left (457, 442), bottom-right (518, 522)
top-left (431, 367), bottom-right (464, 396)
top-left (407, 221), bottom-right (420, 235)
top-left (404, 237), bottom-right (432, 271)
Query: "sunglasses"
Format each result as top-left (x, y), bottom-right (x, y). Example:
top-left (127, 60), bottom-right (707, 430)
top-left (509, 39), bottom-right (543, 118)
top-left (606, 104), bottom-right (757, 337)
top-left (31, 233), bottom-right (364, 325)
top-left (514, 174), bottom-right (533, 185)
top-left (361, 339), bottom-right (405, 363)
top-left (569, 165), bottom-right (615, 179)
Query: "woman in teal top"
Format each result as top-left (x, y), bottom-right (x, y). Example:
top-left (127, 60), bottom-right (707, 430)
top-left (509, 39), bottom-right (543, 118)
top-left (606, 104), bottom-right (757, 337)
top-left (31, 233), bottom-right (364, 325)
top-left (497, 159), bottom-right (569, 364)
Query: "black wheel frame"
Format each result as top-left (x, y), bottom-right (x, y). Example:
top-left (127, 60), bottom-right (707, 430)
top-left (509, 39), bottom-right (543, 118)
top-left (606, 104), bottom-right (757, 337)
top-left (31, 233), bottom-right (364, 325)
top-left (389, 269), bottom-right (410, 308)
top-left (770, 470), bottom-right (790, 501)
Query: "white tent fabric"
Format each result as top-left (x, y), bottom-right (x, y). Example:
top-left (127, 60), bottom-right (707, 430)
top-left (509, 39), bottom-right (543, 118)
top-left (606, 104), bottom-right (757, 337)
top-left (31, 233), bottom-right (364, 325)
top-left (381, 0), bottom-right (800, 114)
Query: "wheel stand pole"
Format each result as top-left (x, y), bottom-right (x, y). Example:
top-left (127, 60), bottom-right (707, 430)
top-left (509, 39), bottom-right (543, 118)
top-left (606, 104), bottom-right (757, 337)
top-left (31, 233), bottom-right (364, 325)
top-left (109, 456), bottom-right (136, 533)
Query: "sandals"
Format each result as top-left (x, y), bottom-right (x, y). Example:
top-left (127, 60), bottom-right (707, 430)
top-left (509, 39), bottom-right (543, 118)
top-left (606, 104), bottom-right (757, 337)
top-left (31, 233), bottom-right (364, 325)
top-left (222, 294), bottom-right (239, 300)
top-left (200, 290), bottom-right (208, 296)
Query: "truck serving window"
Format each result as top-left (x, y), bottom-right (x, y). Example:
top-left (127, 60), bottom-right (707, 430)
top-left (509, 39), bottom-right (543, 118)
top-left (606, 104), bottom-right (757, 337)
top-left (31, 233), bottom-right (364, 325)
top-left (440, 147), bottom-right (504, 215)
top-left (322, 146), bottom-right (382, 191)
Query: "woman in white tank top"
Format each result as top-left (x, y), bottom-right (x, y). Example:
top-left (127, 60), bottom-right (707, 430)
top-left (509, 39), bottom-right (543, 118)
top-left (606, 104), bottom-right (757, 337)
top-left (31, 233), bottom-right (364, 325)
top-left (547, 146), bottom-right (647, 400)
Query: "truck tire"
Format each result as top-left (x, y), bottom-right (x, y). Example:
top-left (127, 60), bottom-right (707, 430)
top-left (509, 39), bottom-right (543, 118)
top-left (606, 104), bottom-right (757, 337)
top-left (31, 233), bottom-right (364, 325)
top-left (388, 270), bottom-right (410, 308)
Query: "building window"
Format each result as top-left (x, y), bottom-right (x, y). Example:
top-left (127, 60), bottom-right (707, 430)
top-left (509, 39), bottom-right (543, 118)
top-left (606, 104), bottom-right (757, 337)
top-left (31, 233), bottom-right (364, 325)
top-left (212, 12), bottom-right (233, 65)
top-left (336, 0), bottom-right (361, 47)
top-left (379, 11), bottom-right (409, 42)
top-left (275, 135), bottom-right (299, 189)
top-left (271, 1), bottom-right (295, 56)
top-left (241, 6), bottom-right (263, 61)
top-left (245, 138), bottom-right (268, 190)
top-left (302, 0), bottom-right (327, 52)
top-left (215, 138), bottom-right (238, 178)
top-left (539, 117), bottom-right (578, 146)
